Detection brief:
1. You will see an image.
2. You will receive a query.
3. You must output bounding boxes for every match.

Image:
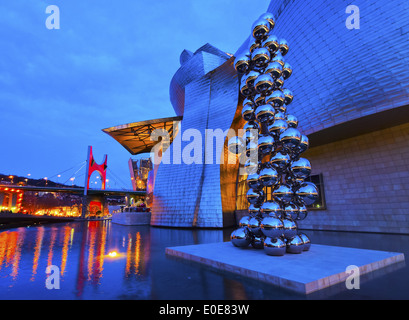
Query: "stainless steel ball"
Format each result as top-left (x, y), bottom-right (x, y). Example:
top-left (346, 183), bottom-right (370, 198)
top-left (243, 97), bottom-right (254, 109)
top-left (248, 203), bottom-right (260, 216)
top-left (284, 203), bottom-right (300, 220)
top-left (254, 73), bottom-right (274, 95)
top-left (254, 93), bottom-right (265, 106)
top-left (268, 119), bottom-right (288, 136)
top-left (270, 151), bottom-right (290, 171)
top-left (273, 184), bottom-right (293, 203)
top-left (231, 227), bottom-right (252, 248)
top-left (248, 217), bottom-right (262, 235)
top-left (296, 182), bottom-right (319, 206)
top-left (239, 216), bottom-right (251, 227)
top-left (240, 77), bottom-right (253, 97)
top-left (282, 62), bottom-right (293, 79)
top-left (299, 233), bottom-right (311, 251)
top-left (234, 54), bottom-right (250, 74)
top-left (246, 70), bottom-right (260, 88)
top-left (290, 157), bottom-right (311, 180)
top-left (258, 166), bottom-right (279, 187)
top-left (243, 120), bottom-right (260, 133)
top-left (286, 114), bottom-right (298, 128)
top-left (274, 76), bottom-right (285, 88)
top-left (279, 39), bottom-right (289, 56)
top-left (265, 61), bottom-right (282, 79)
top-left (251, 47), bottom-right (270, 68)
top-left (255, 104), bottom-right (275, 123)
top-left (266, 90), bottom-right (285, 107)
top-left (283, 88), bottom-right (293, 105)
top-left (246, 188), bottom-right (263, 205)
top-left (259, 12), bottom-right (275, 31)
top-left (241, 104), bottom-right (255, 121)
top-left (271, 50), bottom-right (285, 67)
top-left (244, 159), bottom-right (258, 175)
top-left (282, 217), bottom-right (298, 240)
top-left (251, 18), bottom-right (270, 40)
top-left (262, 34), bottom-right (279, 53)
top-left (286, 235), bottom-right (305, 254)
top-left (264, 237), bottom-right (286, 256)
top-left (280, 128), bottom-right (301, 149)
top-left (299, 135), bottom-right (309, 153)
top-left (297, 204), bottom-right (308, 220)
top-left (228, 136), bottom-right (245, 155)
top-left (257, 134), bottom-right (274, 154)
top-left (245, 141), bottom-right (258, 158)
top-left (247, 173), bottom-right (261, 189)
top-left (260, 216), bottom-right (284, 238)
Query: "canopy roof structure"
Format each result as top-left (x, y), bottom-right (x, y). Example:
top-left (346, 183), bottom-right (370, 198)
top-left (102, 116), bottom-right (182, 155)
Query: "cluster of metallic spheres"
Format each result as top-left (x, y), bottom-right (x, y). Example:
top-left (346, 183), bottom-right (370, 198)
top-left (228, 12), bottom-right (319, 256)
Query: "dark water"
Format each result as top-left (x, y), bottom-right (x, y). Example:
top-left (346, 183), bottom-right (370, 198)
top-left (0, 221), bottom-right (408, 300)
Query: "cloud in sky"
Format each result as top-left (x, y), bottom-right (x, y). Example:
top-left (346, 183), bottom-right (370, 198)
top-left (0, 0), bottom-right (270, 188)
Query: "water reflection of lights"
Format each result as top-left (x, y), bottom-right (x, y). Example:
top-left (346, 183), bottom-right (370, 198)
top-left (0, 222), bottom-right (148, 296)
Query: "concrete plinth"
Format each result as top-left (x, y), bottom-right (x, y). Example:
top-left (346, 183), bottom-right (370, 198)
top-left (165, 241), bottom-right (405, 294)
top-left (111, 211), bottom-right (151, 226)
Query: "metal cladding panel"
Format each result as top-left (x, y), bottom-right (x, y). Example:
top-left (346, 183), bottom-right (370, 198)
top-left (151, 57), bottom-right (239, 228)
top-left (238, 0), bottom-right (409, 136)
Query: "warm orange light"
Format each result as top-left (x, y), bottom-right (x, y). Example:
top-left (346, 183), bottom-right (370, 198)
top-left (108, 251), bottom-right (118, 258)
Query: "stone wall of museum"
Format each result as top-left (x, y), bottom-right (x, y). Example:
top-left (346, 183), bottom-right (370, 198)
top-left (298, 122), bottom-right (409, 234)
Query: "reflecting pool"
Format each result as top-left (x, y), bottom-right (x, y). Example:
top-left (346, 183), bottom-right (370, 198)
top-left (0, 221), bottom-right (408, 300)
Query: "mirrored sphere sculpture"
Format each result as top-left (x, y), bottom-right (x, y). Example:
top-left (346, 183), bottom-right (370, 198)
top-left (230, 11), bottom-right (318, 256)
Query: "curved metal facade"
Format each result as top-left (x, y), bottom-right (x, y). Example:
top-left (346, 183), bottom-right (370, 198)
top-left (237, 0), bottom-right (409, 138)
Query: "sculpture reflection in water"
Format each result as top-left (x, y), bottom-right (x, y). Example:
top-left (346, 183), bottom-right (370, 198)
top-left (229, 12), bottom-right (318, 256)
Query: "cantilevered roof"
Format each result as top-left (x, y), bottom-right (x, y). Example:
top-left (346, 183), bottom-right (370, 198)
top-left (102, 116), bottom-right (182, 155)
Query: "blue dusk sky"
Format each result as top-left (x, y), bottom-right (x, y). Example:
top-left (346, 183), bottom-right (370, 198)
top-left (0, 0), bottom-right (270, 189)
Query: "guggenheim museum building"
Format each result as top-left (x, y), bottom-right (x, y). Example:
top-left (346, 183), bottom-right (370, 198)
top-left (103, 0), bottom-right (409, 234)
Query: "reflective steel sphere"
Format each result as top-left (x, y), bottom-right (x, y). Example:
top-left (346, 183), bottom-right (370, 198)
top-left (231, 227), bottom-right (252, 248)
top-left (243, 121), bottom-right (260, 135)
top-left (257, 134), bottom-right (274, 154)
top-left (280, 128), bottom-right (302, 149)
top-left (246, 70), bottom-right (260, 88)
top-left (286, 114), bottom-right (298, 128)
top-left (264, 237), bottom-right (286, 256)
top-left (259, 12), bottom-right (275, 31)
top-left (286, 235), bottom-right (305, 254)
top-left (296, 182), bottom-right (319, 206)
top-left (297, 204), bottom-right (308, 220)
top-left (251, 235), bottom-right (265, 249)
top-left (248, 203), bottom-right (260, 216)
top-left (284, 203), bottom-right (299, 220)
top-left (262, 34), bottom-right (279, 53)
top-left (247, 188), bottom-right (263, 205)
top-left (299, 233), bottom-right (311, 251)
top-left (258, 166), bottom-right (278, 187)
top-left (254, 73), bottom-right (274, 95)
top-left (274, 111), bottom-right (286, 121)
top-left (291, 158), bottom-right (311, 180)
top-left (243, 97), bottom-right (254, 109)
top-left (228, 136), bottom-right (245, 155)
top-left (271, 50), bottom-right (285, 67)
top-left (283, 88), bottom-right (293, 105)
top-left (234, 54), bottom-right (250, 74)
top-left (270, 151), bottom-right (290, 171)
top-left (251, 47), bottom-right (270, 67)
top-left (247, 173), bottom-right (261, 190)
top-left (279, 39), bottom-right (289, 56)
top-left (254, 94), bottom-right (266, 107)
top-left (299, 135), bottom-right (309, 153)
top-left (282, 217), bottom-right (298, 240)
top-left (248, 217), bottom-right (262, 235)
top-left (273, 184), bottom-right (293, 203)
top-left (282, 62), bottom-right (293, 79)
top-left (265, 61), bottom-right (282, 79)
top-left (260, 201), bottom-right (281, 217)
top-left (255, 104), bottom-right (275, 123)
top-left (268, 119), bottom-right (288, 136)
top-left (252, 18), bottom-right (270, 40)
top-left (274, 76), bottom-right (285, 88)
top-left (266, 90), bottom-right (285, 107)
top-left (248, 38), bottom-right (261, 53)
top-left (241, 104), bottom-right (255, 121)
top-left (260, 216), bottom-right (284, 238)
top-left (240, 77), bottom-right (253, 97)
top-left (239, 216), bottom-right (251, 227)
